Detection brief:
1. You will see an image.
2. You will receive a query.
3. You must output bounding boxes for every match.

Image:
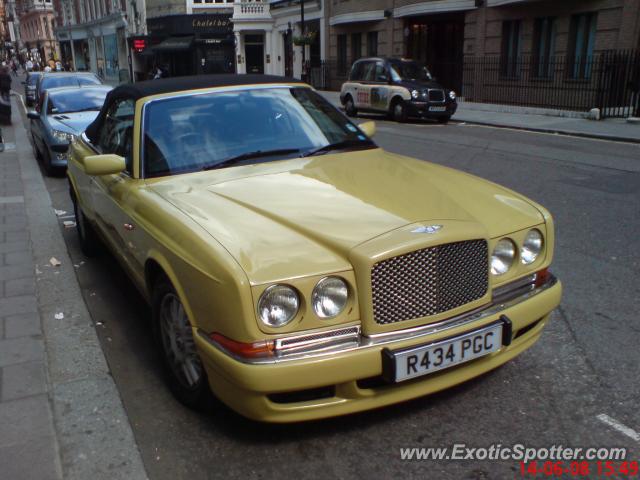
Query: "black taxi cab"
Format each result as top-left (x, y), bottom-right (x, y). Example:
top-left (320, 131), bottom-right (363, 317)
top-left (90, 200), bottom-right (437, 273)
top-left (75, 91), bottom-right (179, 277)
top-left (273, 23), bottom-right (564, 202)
top-left (340, 57), bottom-right (457, 123)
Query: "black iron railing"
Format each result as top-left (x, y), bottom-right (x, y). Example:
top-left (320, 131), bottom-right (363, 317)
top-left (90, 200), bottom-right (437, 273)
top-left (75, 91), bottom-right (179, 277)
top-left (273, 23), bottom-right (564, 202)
top-left (461, 50), bottom-right (640, 118)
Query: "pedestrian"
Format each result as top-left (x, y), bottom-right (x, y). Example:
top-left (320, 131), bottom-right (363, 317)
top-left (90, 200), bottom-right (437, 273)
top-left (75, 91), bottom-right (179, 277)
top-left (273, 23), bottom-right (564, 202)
top-left (0, 66), bottom-right (12, 125)
top-left (11, 60), bottom-right (17, 77)
top-left (25, 59), bottom-right (33, 71)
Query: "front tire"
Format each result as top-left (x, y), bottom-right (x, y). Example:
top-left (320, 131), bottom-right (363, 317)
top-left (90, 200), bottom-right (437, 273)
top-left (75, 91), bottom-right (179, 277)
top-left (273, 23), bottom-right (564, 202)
top-left (152, 278), bottom-right (211, 410)
top-left (390, 99), bottom-right (408, 123)
top-left (344, 95), bottom-right (358, 117)
top-left (71, 193), bottom-right (101, 257)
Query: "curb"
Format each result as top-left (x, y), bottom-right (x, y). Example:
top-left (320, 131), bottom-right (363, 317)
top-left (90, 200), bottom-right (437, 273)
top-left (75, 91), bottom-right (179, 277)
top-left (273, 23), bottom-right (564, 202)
top-left (12, 94), bottom-right (148, 480)
top-left (449, 118), bottom-right (640, 145)
top-left (317, 91), bottom-right (640, 145)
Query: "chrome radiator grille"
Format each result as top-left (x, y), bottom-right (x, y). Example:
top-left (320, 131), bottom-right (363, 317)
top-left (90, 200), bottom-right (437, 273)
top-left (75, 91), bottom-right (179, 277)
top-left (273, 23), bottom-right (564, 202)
top-left (371, 240), bottom-right (489, 325)
top-left (428, 89), bottom-right (445, 102)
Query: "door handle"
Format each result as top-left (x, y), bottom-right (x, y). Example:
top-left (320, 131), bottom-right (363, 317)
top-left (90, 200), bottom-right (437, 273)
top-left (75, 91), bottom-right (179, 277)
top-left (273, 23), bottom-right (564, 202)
top-left (123, 223), bottom-right (135, 231)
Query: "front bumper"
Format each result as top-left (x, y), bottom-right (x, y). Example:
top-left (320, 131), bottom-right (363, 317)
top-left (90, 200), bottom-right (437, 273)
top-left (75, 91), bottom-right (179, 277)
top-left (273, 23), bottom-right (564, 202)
top-left (47, 146), bottom-right (69, 168)
top-left (406, 100), bottom-right (457, 118)
top-left (195, 275), bottom-right (561, 422)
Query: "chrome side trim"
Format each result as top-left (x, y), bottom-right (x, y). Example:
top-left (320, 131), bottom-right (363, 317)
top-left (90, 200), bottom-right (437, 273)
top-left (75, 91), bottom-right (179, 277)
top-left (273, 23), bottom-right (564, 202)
top-left (200, 274), bottom-right (557, 365)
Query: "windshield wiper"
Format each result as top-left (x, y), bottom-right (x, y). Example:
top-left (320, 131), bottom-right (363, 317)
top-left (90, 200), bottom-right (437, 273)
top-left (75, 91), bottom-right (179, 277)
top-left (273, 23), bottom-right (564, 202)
top-left (302, 139), bottom-right (373, 158)
top-left (201, 148), bottom-right (302, 171)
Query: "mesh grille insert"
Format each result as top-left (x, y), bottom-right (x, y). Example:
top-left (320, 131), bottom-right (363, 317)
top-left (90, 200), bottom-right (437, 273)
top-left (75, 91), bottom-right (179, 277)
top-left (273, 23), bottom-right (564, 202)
top-left (371, 240), bottom-right (488, 325)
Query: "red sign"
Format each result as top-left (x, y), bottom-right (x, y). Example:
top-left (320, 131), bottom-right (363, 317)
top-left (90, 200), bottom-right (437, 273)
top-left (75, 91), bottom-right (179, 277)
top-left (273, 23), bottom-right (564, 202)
top-left (133, 39), bottom-right (147, 52)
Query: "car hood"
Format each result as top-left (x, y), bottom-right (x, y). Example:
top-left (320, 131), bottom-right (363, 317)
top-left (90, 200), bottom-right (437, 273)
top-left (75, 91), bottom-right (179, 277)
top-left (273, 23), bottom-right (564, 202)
top-left (398, 79), bottom-right (444, 91)
top-left (49, 111), bottom-right (100, 134)
top-left (149, 149), bottom-right (544, 284)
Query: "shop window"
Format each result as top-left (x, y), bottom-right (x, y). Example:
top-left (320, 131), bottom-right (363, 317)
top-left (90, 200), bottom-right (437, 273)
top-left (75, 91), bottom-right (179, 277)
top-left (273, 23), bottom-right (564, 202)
top-left (500, 20), bottom-right (522, 78)
top-left (532, 17), bottom-right (556, 78)
top-left (568, 12), bottom-right (597, 80)
top-left (337, 34), bottom-right (347, 75)
top-left (367, 31), bottom-right (378, 57)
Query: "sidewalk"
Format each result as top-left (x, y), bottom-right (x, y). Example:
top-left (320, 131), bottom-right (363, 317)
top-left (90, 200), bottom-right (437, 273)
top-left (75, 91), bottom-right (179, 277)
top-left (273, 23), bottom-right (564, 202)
top-left (0, 95), bottom-right (147, 479)
top-left (318, 90), bottom-right (640, 144)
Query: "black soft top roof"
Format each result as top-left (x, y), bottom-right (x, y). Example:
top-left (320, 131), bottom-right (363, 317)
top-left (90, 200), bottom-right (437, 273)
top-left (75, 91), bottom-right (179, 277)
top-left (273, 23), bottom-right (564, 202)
top-left (108, 74), bottom-right (300, 101)
top-left (85, 74), bottom-right (301, 142)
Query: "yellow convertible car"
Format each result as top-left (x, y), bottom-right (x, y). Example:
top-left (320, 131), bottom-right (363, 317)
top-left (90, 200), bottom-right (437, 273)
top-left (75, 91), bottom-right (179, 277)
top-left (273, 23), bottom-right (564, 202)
top-left (64, 75), bottom-right (562, 422)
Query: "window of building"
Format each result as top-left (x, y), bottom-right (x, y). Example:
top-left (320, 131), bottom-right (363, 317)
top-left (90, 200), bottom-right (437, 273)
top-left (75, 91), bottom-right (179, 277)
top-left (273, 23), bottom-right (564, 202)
top-left (351, 33), bottom-right (361, 63)
top-left (568, 12), bottom-right (597, 79)
top-left (337, 34), bottom-right (347, 75)
top-left (500, 20), bottom-right (522, 78)
top-left (367, 31), bottom-right (378, 57)
top-left (532, 17), bottom-right (556, 78)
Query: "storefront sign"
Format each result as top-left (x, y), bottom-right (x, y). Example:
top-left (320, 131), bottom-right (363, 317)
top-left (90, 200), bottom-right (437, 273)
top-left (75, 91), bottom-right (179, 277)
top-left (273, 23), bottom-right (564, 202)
top-left (148, 14), bottom-right (232, 36)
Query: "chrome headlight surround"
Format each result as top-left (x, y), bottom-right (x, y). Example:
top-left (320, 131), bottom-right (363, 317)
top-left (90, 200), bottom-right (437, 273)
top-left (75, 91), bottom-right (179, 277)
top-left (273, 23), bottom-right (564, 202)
top-left (51, 129), bottom-right (76, 143)
top-left (449, 90), bottom-right (456, 100)
top-left (521, 229), bottom-right (543, 265)
top-left (257, 284), bottom-right (300, 328)
top-left (311, 276), bottom-right (349, 319)
top-left (491, 238), bottom-right (517, 276)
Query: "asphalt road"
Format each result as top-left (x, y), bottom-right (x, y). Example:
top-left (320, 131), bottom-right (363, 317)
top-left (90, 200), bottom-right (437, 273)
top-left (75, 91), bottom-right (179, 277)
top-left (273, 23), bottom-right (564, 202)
top-left (28, 110), bottom-right (640, 479)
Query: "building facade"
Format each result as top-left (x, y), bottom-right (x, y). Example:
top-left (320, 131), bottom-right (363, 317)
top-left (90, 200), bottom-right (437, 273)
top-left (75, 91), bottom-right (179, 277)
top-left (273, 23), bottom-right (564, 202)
top-left (325, 0), bottom-right (640, 112)
top-left (135, 0), bottom-right (325, 84)
top-left (18, 0), bottom-right (59, 64)
top-left (55, 0), bottom-right (145, 83)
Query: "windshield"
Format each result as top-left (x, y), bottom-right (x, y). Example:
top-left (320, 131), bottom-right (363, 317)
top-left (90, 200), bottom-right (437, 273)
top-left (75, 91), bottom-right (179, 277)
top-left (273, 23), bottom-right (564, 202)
top-left (389, 61), bottom-right (432, 82)
top-left (49, 89), bottom-right (108, 114)
top-left (143, 87), bottom-right (374, 177)
top-left (41, 75), bottom-right (101, 90)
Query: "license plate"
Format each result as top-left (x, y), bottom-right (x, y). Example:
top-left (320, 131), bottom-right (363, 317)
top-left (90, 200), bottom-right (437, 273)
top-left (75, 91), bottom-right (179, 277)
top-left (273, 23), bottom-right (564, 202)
top-left (429, 106), bottom-right (447, 112)
top-left (382, 323), bottom-right (503, 383)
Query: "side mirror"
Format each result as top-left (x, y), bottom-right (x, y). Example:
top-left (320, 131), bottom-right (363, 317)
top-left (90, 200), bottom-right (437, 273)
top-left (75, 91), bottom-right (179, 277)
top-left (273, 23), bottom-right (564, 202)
top-left (27, 111), bottom-right (40, 120)
top-left (84, 154), bottom-right (126, 176)
top-left (51, 143), bottom-right (69, 153)
top-left (359, 120), bottom-right (376, 138)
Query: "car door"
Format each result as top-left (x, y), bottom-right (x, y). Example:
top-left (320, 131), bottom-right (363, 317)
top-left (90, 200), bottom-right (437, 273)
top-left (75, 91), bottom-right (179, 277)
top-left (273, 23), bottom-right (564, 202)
top-left (91, 98), bottom-right (143, 282)
top-left (369, 61), bottom-right (392, 113)
top-left (354, 61), bottom-right (375, 110)
top-left (31, 93), bottom-right (47, 153)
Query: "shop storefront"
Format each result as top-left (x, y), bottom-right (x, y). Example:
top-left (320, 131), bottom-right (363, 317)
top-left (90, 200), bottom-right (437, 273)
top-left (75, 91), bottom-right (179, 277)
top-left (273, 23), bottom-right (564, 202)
top-left (143, 13), bottom-right (235, 78)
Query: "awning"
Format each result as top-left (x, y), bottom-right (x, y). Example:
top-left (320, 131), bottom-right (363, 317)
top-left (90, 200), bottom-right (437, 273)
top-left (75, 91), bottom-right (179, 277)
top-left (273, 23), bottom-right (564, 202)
top-left (394, 0), bottom-right (476, 18)
top-left (329, 10), bottom-right (386, 26)
top-left (151, 36), bottom-right (194, 52)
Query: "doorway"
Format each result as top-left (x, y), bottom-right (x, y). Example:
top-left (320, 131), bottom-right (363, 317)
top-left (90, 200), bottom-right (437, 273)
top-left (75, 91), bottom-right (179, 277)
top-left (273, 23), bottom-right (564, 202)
top-left (283, 30), bottom-right (293, 77)
top-left (245, 34), bottom-right (264, 74)
top-left (406, 13), bottom-right (465, 92)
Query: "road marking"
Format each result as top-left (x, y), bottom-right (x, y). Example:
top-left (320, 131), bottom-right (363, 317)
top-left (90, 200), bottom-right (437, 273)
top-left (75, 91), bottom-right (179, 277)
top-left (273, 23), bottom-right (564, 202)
top-left (597, 414), bottom-right (640, 443)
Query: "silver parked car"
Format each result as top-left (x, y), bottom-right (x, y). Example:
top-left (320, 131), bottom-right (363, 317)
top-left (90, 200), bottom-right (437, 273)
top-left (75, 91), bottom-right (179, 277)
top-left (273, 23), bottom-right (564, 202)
top-left (28, 85), bottom-right (112, 174)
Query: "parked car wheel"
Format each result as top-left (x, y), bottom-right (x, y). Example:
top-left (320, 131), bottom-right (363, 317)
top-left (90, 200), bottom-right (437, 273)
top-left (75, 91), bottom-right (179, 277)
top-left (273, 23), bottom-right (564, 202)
top-left (437, 116), bottom-right (451, 124)
top-left (42, 149), bottom-right (54, 176)
top-left (31, 132), bottom-right (41, 160)
top-left (71, 192), bottom-right (101, 257)
top-left (390, 99), bottom-right (408, 123)
top-left (344, 95), bottom-right (358, 117)
top-left (152, 278), bottom-right (211, 411)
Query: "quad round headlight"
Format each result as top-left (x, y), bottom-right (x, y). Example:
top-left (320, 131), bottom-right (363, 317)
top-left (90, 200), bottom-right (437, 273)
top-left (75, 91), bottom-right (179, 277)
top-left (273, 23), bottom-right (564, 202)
top-left (449, 90), bottom-right (456, 100)
top-left (521, 229), bottom-right (543, 265)
top-left (257, 285), bottom-right (299, 327)
top-left (411, 89), bottom-right (419, 99)
top-left (312, 276), bottom-right (349, 319)
top-left (491, 238), bottom-right (516, 275)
